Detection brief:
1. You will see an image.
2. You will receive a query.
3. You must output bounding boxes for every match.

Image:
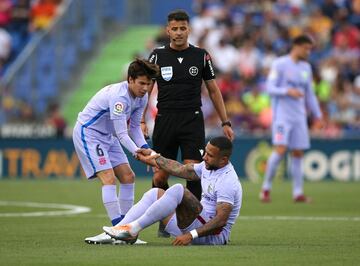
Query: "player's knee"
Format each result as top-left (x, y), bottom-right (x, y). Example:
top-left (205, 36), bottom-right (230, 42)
top-left (142, 188), bottom-right (160, 202)
top-left (291, 150), bottom-right (304, 158)
top-left (119, 170), bottom-right (135, 184)
top-left (275, 146), bottom-right (287, 156)
top-left (166, 184), bottom-right (185, 204)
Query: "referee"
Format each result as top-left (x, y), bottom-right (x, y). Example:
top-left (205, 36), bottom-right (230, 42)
top-left (145, 9), bottom-right (234, 218)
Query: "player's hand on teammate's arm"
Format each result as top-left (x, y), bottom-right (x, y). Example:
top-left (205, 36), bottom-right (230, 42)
top-left (223, 125), bottom-right (234, 141)
top-left (172, 233), bottom-right (193, 246)
top-left (287, 88), bottom-right (304, 98)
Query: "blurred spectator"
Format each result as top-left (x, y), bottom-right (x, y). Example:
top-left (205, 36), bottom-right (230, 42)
top-left (0, 27), bottom-right (11, 74)
top-left (217, 71), bottom-right (242, 99)
top-left (0, 0), bottom-right (12, 28)
top-left (332, 20), bottom-right (360, 49)
top-left (321, 0), bottom-right (339, 19)
top-left (8, 0), bottom-right (31, 54)
top-left (30, 0), bottom-right (59, 31)
top-left (307, 7), bottom-right (333, 45)
top-left (236, 38), bottom-right (260, 79)
top-left (313, 68), bottom-right (332, 104)
top-left (46, 102), bottom-right (67, 138)
top-left (349, 0), bottom-right (360, 28)
top-left (211, 38), bottom-right (238, 73)
top-left (17, 101), bottom-right (35, 122)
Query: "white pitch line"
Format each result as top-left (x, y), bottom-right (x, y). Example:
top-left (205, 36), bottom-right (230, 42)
top-left (0, 201), bottom-right (91, 217)
top-left (66, 214), bottom-right (360, 222)
top-left (239, 216), bottom-right (360, 222)
top-left (1, 202), bottom-right (359, 221)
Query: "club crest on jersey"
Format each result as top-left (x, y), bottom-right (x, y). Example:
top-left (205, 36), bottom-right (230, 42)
top-left (113, 102), bottom-right (124, 115)
top-left (189, 66), bottom-right (198, 76)
top-left (161, 66), bottom-right (173, 81)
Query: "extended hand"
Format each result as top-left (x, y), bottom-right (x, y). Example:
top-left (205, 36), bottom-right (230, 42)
top-left (136, 150), bottom-right (160, 167)
top-left (287, 88), bottom-right (304, 98)
top-left (136, 148), bottom-right (154, 156)
top-left (172, 233), bottom-right (193, 246)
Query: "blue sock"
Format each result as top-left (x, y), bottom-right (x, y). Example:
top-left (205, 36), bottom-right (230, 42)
top-left (111, 215), bottom-right (125, 226)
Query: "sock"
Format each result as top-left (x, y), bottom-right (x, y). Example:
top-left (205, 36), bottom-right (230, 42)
top-left (186, 179), bottom-right (202, 200)
top-left (133, 184), bottom-right (184, 234)
top-left (118, 188), bottom-right (159, 225)
top-left (262, 151), bottom-right (283, 191)
top-left (152, 180), bottom-right (169, 190)
top-left (102, 185), bottom-right (121, 225)
top-left (290, 157), bottom-right (304, 198)
top-left (119, 183), bottom-right (134, 216)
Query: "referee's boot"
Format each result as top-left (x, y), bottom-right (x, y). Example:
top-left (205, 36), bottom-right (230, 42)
top-left (157, 222), bottom-right (170, 238)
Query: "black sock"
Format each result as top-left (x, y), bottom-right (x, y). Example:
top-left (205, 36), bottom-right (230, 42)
top-left (186, 180), bottom-right (202, 200)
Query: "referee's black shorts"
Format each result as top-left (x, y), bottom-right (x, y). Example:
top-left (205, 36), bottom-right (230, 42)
top-left (152, 109), bottom-right (205, 161)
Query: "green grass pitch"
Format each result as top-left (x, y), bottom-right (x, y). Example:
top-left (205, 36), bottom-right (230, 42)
top-left (0, 179), bottom-right (359, 266)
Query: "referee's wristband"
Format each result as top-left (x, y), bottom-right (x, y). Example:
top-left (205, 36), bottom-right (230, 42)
top-left (221, 120), bottom-right (232, 127)
top-left (190, 229), bottom-right (198, 239)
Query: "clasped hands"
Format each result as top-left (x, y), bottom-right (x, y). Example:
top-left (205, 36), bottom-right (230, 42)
top-left (135, 148), bottom-right (161, 168)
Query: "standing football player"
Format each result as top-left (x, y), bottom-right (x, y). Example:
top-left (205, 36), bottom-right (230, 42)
top-left (73, 59), bottom-right (159, 244)
top-left (260, 35), bottom-right (323, 203)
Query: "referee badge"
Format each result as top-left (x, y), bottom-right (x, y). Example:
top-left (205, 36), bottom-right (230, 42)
top-left (189, 66), bottom-right (198, 76)
top-left (161, 66), bottom-right (173, 81)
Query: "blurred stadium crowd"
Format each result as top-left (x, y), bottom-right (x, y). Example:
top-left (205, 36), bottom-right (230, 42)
top-left (145, 0), bottom-right (360, 137)
top-left (0, 0), bottom-right (62, 76)
top-left (1, 0), bottom-right (359, 138)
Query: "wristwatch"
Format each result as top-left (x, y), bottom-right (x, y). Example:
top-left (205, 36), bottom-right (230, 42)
top-left (221, 121), bottom-right (232, 127)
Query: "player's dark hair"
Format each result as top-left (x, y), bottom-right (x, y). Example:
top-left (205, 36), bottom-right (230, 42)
top-left (209, 136), bottom-right (233, 158)
top-left (292, 34), bottom-right (314, 46)
top-left (167, 10), bottom-right (190, 23)
top-left (127, 59), bottom-right (159, 81)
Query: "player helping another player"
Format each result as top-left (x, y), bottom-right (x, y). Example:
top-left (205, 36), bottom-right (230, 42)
top-left (72, 59), bottom-right (159, 244)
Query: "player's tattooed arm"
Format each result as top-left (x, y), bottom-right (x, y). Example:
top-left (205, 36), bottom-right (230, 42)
top-left (196, 202), bottom-right (233, 237)
top-left (155, 156), bottom-right (200, 181)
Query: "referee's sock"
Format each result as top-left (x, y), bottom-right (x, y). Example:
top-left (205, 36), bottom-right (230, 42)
top-left (152, 180), bottom-right (169, 191)
top-left (186, 180), bottom-right (202, 201)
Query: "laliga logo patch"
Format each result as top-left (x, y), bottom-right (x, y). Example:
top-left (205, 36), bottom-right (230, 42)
top-left (189, 66), bottom-right (198, 76)
top-left (113, 102), bottom-right (124, 115)
top-left (161, 66), bottom-right (173, 81)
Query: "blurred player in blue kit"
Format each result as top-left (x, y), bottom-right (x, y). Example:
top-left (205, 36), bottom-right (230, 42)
top-left (260, 35), bottom-right (323, 203)
top-left (72, 59), bottom-right (159, 244)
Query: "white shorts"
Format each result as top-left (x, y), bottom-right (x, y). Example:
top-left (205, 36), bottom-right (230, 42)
top-left (272, 120), bottom-right (310, 150)
top-left (164, 208), bottom-right (229, 245)
top-left (72, 122), bottom-right (129, 178)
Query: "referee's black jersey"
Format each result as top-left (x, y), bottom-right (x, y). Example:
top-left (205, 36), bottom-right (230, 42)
top-left (148, 44), bottom-right (216, 112)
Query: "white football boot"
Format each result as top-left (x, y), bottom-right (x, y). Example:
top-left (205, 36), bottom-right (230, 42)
top-left (85, 232), bottom-right (147, 245)
top-left (103, 225), bottom-right (138, 244)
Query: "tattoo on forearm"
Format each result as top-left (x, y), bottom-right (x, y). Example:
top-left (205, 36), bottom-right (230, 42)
top-left (196, 202), bottom-right (232, 237)
top-left (155, 156), bottom-right (200, 181)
